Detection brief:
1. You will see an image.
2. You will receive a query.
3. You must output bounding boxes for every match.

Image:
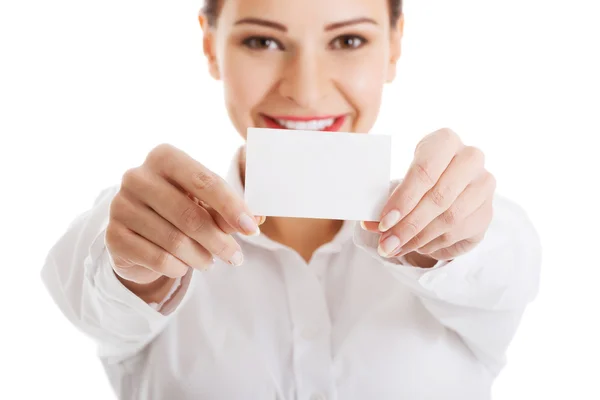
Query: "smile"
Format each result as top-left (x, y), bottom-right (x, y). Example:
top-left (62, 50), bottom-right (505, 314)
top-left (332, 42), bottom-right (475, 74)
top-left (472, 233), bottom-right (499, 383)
top-left (261, 114), bottom-right (347, 132)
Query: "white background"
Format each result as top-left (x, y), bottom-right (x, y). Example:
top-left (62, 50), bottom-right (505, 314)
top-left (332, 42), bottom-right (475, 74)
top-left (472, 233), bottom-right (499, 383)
top-left (1, 0), bottom-right (598, 398)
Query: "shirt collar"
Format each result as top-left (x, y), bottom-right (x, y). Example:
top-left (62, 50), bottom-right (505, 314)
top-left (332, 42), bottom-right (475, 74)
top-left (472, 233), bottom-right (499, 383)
top-left (225, 145), bottom-right (356, 253)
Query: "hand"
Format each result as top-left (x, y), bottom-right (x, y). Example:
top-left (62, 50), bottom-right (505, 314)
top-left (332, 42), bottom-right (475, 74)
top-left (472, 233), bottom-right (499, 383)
top-left (105, 144), bottom-right (263, 300)
top-left (362, 128), bottom-right (496, 264)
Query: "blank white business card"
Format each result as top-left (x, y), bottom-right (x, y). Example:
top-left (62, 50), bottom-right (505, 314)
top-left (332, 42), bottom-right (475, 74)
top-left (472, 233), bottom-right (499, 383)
top-left (244, 127), bottom-right (391, 221)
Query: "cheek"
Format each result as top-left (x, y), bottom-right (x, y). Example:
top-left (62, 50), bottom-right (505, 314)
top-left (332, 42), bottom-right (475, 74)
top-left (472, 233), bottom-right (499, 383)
top-left (334, 51), bottom-right (388, 131)
top-left (220, 50), bottom-right (282, 137)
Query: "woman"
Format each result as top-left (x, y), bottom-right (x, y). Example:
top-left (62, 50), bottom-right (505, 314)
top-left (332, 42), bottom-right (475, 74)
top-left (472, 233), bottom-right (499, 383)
top-left (41, 0), bottom-right (541, 398)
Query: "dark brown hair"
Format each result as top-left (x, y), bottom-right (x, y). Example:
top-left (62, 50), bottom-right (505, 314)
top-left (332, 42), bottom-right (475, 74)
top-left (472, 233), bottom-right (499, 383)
top-left (202, 0), bottom-right (403, 27)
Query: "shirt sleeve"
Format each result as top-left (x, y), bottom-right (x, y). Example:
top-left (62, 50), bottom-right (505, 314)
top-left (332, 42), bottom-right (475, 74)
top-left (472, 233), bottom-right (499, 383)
top-left (40, 185), bottom-right (195, 365)
top-left (352, 193), bottom-right (542, 377)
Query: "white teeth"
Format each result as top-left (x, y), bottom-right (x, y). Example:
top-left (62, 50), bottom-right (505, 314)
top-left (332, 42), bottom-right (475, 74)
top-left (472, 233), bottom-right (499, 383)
top-left (275, 118), bottom-right (335, 131)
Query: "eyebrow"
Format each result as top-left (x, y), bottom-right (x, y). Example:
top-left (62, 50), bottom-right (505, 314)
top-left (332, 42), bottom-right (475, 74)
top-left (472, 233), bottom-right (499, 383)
top-left (234, 18), bottom-right (287, 32)
top-left (325, 17), bottom-right (378, 31)
top-left (233, 17), bottom-right (378, 32)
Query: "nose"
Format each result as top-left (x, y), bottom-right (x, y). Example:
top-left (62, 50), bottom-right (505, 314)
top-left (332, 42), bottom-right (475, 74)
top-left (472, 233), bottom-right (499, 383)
top-left (278, 48), bottom-right (329, 109)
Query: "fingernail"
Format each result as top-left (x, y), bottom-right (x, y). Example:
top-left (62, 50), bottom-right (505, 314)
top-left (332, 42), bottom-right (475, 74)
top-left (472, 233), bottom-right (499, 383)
top-left (360, 221), bottom-right (368, 230)
top-left (258, 216), bottom-right (266, 226)
top-left (378, 235), bottom-right (401, 258)
top-left (239, 213), bottom-right (260, 236)
top-left (378, 210), bottom-right (401, 232)
top-left (229, 251), bottom-right (244, 266)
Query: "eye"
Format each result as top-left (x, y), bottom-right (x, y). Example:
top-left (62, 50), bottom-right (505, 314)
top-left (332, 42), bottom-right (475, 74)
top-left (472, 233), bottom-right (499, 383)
top-left (242, 36), bottom-right (283, 51)
top-left (330, 35), bottom-right (367, 50)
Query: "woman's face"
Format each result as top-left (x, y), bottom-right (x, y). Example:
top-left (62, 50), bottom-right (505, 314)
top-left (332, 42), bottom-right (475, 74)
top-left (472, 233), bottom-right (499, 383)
top-left (200, 0), bottom-right (403, 138)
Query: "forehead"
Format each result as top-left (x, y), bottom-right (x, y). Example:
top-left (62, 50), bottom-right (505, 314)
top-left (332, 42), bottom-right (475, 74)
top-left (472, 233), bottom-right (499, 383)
top-left (218, 0), bottom-right (390, 27)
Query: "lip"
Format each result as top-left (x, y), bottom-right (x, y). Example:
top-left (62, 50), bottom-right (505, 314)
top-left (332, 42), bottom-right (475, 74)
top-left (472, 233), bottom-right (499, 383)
top-left (261, 113), bottom-right (347, 132)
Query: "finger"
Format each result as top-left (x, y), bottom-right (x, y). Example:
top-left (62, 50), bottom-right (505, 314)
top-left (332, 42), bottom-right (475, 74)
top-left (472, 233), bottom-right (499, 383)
top-left (195, 195), bottom-right (236, 234)
top-left (146, 144), bottom-right (260, 236)
top-left (121, 169), bottom-right (244, 266)
top-left (187, 194), bottom-right (266, 233)
top-left (106, 238), bottom-right (163, 284)
top-left (427, 236), bottom-right (484, 261)
top-left (395, 172), bottom-right (494, 255)
top-left (360, 220), bottom-right (380, 232)
top-left (380, 146), bottom-right (486, 254)
top-left (378, 128), bottom-right (462, 233)
top-left (113, 263), bottom-right (165, 285)
top-left (111, 193), bottom-right (215, 270)
top-left (415, 199), bottom-right (492, 255)
top-left (202, 204), bottom-right (265, 235)
top-left (106, 221), bottom-right (190, 280)
top-left (209, 207), bottom-right (237, 234)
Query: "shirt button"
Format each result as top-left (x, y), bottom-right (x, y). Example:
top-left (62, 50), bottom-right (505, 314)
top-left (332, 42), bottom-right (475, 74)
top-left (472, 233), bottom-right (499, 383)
top-left (310, 393), bottom-right (327, 400)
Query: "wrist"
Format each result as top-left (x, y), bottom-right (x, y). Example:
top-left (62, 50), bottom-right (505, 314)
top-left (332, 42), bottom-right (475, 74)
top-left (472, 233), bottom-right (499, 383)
top-left (403, 251), bottom-right (439, 268)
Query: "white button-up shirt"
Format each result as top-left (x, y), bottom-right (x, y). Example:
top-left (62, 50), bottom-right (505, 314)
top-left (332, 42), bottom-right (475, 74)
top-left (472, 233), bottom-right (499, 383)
top-left (41, 148), bottom-right (541, 400)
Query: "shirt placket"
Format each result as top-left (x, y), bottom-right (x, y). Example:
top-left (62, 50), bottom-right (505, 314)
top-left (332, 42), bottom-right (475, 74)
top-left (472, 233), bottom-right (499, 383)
top-left (280, 249), bottom-right (337, 400)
